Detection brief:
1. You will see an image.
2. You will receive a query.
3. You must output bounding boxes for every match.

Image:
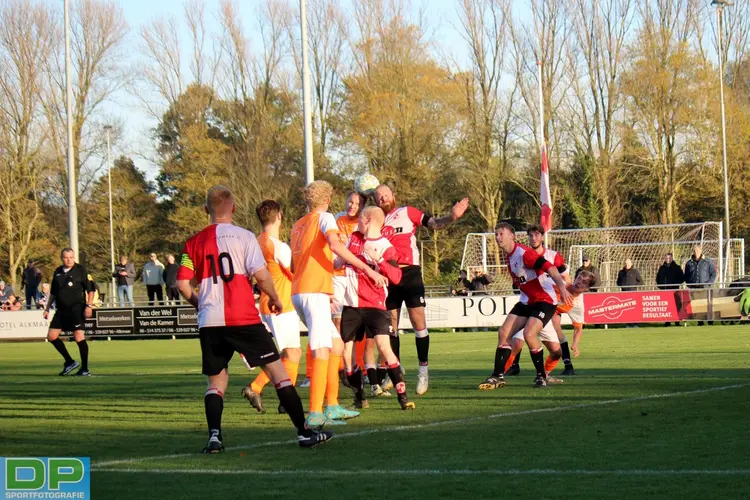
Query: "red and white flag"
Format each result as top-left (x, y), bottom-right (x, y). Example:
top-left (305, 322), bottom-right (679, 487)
top-left (539, 142), bottom-right (552, 232)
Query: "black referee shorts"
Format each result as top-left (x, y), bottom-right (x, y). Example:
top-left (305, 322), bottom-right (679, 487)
top-left (509, 301), bottom-right (557, 327)
top-left (49, 305), bottom-right (86, 332)
top-left (385, 265), bottom-right (425, 310)
top-left (340, 306), bottom-right (393, 342)
top-left (199, 324), bottom-right (280, 376)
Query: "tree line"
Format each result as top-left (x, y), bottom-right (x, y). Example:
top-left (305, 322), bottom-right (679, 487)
top-left (1, 0), bottom-right (749, 290)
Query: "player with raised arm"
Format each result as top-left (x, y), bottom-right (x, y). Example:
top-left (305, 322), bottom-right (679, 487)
top-left (478, 222), bottom-right (572, 390)
top-left (374, 185), bottom-right (469, 395)
top-left (335, 207), bottom-right (416, 410)
top-left (241, 200), bottom-right (302, 414)
top-left (176, 186), bottom-right (331, 452)
top-left (291, 180), bottom-right (388, 428)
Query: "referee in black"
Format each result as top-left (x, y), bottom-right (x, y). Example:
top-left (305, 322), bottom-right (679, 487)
top-left (44, 248), bottom-right (96, 376)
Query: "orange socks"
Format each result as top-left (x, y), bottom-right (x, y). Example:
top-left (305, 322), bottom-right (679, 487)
top-left (305, 344), bottom-right (313, 378)
top-left (282, 358), bottom-right (299, 386)
top-left (544, 356), bottom-right (560, 375)
top-left (309, 357), bottom-right (328, 413)
top-left (250, 371), bottom-right (270, 394)
top-left (504, 354), bottom-right (516, 374)
top-left (326, 353), bottom-right (342, 407)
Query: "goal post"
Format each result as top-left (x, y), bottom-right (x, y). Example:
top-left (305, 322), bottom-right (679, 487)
top-left (461, 222), bottom-right (744, 292)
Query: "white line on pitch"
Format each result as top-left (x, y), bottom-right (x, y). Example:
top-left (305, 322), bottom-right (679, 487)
top-left (94, 468), bottom-right (750, 476)
top-left (94, 382), bottom-right (749, 468)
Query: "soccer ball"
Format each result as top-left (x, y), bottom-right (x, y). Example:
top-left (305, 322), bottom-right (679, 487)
top-left (354, 173), bottom-right (380, 197)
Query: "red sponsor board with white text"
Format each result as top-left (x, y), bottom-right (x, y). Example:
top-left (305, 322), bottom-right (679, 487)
top-left (583, 291), bottom-right (692, 324)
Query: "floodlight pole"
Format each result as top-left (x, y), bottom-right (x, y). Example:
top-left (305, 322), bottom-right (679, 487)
top-left (64, 0), bottom-right (79, 261)
top-left (714, 0), bottom-right (731, 242)
top-left (104, 125), bottom-right (116, 302)
top-left (300, 0), bottom-right (314, 184)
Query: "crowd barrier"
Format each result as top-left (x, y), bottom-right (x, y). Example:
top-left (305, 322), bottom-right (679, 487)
top-left (0, 288), bottom-right (746, 341)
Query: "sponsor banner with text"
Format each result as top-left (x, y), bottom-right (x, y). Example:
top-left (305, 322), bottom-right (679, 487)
top-left (583, 291), bottom-right (694, 324)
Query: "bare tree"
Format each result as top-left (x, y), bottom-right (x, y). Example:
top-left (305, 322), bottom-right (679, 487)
top-left (454, 0), bottom-right (517, 231)
top-left (565, 0), bottom-right (635, 226)
top-left (620, 0), bottom-right (712, 224)
top-left (0, 0), bottom-right (56, 287)
top-left (43, 0), bottom-right (128, 204)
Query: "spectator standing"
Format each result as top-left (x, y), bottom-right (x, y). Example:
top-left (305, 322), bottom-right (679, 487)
top-left (470, 270), bottom-right (492, 295)
top-left (0, 281), bottom-right (14, 303)
top-left (21, 260), bottom-right (43, 310)
top-left (575, 255), bottom-right (601, 291)
top-left (656, 253), bottom-right (684, 289)
top-left (113, 256), bottom-right (136, 307)
top-left (656, 253), bottom-right (685, 327)
top-left (451, 270), bottom-right (472, 296)
top-left (163, 254), bottom-right (180, 304)
top-left (617, 258), bottom-right (643, 292)
top-left (142, 253), bottom-right (165, 306)
top-left (37, 283), bottom-right (51, 310)
top-left (684, 246), bottom-right (717, 289)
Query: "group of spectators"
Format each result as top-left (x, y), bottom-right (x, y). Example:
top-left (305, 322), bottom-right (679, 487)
top-left (617, 246), bottom-right (717, 291)
top-left (0, 261), bottom-right (51, 311)
top-left (112, 253), bottom-right (180, 307)
top-left (451, 269), bottom-right (492, 296)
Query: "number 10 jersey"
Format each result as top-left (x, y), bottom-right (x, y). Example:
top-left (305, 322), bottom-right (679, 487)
top-left (177, 223), bottom-right (267, 328)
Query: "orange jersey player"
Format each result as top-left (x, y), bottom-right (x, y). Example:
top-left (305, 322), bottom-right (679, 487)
top-left (241, 200), bottom-right (303, 415)
top-left (290, 180), bottom-right (387, 428)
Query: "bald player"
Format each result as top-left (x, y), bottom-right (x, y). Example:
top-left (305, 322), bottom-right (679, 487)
top-left (374, 184), bottom-right (469, 395)
top-left (177, 186), bottom-right (331, 452)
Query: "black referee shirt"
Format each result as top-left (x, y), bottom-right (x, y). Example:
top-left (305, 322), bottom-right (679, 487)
top-left (51, 264), bottom-right (95, 309)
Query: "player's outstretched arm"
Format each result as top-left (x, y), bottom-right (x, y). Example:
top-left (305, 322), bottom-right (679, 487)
top-left (571, 325), bottom-right (583, 357)
top-left (254, 267), bottom-right (283, 314)
top-left (427, 197), bottom-right (469, 231)
top-left (326, 234), bottom-right (388, 288)
top-left (176, 280), bottom-right (198, 308)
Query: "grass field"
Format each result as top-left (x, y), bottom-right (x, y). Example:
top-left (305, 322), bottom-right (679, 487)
top-left (2, 326), bottom-right (750, 499)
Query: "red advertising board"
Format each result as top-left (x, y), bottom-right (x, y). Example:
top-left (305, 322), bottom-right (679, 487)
top-left (583, 291), bottom-right (693, 324)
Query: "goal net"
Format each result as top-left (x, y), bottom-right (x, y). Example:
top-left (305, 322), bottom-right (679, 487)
top-left (460, 222), bottom-right (743, 292)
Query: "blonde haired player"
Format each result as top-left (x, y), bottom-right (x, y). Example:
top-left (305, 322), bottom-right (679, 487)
top-left (291, 180), bottom-right (388, 428)
top-left (301, 191), bottom-right (368, 389)
top-left (241, 200), bottom-right (301, 414)
top-left (335, 207), bottom-right (416, 410)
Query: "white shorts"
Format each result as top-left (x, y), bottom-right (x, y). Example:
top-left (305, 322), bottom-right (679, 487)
top-left (261, 311), bottom-right (301, 352)
top-left (332, 276), bottom-right (347, 318)
top-left (513, 321), bottom-right (560, 344)
top-left (292, 293), bottom-right (341, 351)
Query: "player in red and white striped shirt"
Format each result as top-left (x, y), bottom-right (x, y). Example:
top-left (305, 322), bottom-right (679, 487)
top-left (335, 207), bottom-right (416, 411)
top-left (477, 222), bottom-right (572, 390)
top-left (176, 186), bottom-right (332, 453)
top-left (374, 185), bottom-right (470, 395)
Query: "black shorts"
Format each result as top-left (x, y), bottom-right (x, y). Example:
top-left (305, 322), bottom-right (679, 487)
top-left (50, 305), bottom-right (86, 332)
top-left (340, 307), bottom-right (393, 342)
top-left (385, 265), bottom-right (425, 310)
top-left (509, 301), bottom-right (557, 327)
top-left (199, 324), bottom-right (280, 376)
